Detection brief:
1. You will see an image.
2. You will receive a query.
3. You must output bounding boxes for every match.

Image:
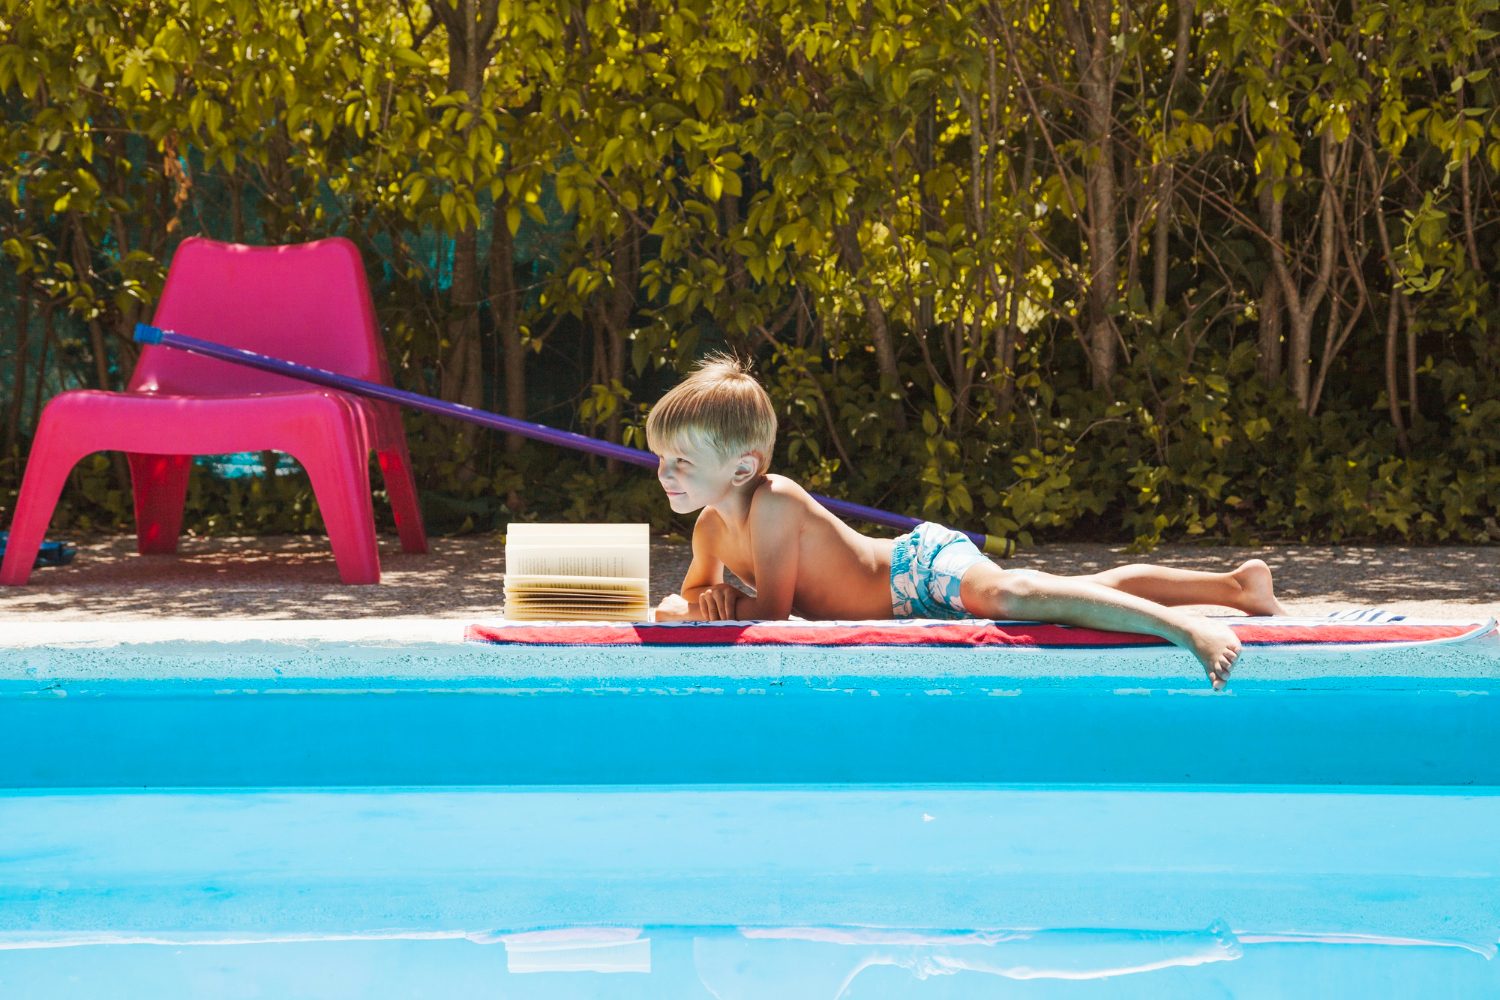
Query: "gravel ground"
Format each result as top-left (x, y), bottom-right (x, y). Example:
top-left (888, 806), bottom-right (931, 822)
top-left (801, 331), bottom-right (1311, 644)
top-left (1, 532), bottom-right (1496, 622)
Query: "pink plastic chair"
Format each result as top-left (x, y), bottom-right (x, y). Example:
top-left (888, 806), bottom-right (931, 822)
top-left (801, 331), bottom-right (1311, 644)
top-left (0, 237), bottom-right (428, 586)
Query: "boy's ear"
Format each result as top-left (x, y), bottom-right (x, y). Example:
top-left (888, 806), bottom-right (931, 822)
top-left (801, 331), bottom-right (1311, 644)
top-left (730, 452), bottom-right (762, 484)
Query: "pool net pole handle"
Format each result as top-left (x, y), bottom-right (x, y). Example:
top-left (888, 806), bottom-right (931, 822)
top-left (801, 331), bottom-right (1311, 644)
top-left (133, 324), bottom-right (1013, 557)
top-left (134, 323), bottom-right (651, 466)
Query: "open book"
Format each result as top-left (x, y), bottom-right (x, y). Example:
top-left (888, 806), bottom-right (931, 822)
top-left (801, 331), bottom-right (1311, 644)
top-left (503, 523), bottom-right (650, 621)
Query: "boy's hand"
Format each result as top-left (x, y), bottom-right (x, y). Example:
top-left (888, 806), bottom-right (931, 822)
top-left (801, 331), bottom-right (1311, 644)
top-left (698, 583), bottom-right (742, 621)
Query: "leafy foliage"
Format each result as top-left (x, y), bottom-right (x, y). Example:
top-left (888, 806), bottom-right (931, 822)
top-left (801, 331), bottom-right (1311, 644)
top-left (2, 0), bottom-right (1498, 547)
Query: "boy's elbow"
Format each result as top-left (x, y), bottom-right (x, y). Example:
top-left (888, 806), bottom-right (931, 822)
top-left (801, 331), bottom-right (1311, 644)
top-left (733, 593), bottom-right (788, 621)
top-left (654, 593), bottom-right (691, 621)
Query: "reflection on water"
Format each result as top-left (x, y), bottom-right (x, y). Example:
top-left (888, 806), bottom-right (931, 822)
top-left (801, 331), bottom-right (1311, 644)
top-left (3, 923), bottom-right (1495, 999)
top-left (483, 923), bottom-right (1245, 984)
top-left (693, 923), bottom-right (1242, 992)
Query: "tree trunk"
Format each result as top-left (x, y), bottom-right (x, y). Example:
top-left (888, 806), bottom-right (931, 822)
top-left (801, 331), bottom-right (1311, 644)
top-left (441, 227), bottom-right (484, 416)
top-left (1361, 140), bottom-right (1410, 445)
top-left (1381, 290), bottom-right (1408, 452)
top-left (604, 235), bottom-right (635, 448)
top-left (1402, 294), bottom-right (1418, 426)
top-left (64, 218), bottom-right (114, 395)
top-left (432, 0), bottom-right (500, 458)
top-left (1457, 92), bottom-right (1482, 273)
top-left (32, 300), bottom-right (55, 437)
top-left (1256, 268), bottom-right (1283, 382)
top-left (834, 221), bottom-right (906, 430)
top-left (66, 215), bottom-right (131, 498)
top-left (229, 176), bottom-right (245, 243)
top-left (1308, 273), bottom-right (1363, 417)
top-left (916, 94), bottom-right (938, 337)
top-left (587, 225), bottom-right (640, 470)
top-left (1277, 195), bottom-right (1315, 409)
top-left (1266, 133), bottom-right (1337, 413)
top-left (489, 199), bottom-right (525, 454)
top-left (997, 127), bottom-right (1035, 415)
top-left (1077, 0), bottom-right (1121, 390)
top-left (6, 275), bottom-right (32, 456)
top-left (1152, 0), bottom-right (1193, 317)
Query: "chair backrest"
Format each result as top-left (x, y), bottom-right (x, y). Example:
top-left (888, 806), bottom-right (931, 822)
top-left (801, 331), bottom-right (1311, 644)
top-left (129, 237), bottom-right (393, 394)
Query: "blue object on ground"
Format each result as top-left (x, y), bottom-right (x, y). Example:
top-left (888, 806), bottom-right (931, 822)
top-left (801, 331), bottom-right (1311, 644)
top-left (0, 531), bottom-right (75, 569)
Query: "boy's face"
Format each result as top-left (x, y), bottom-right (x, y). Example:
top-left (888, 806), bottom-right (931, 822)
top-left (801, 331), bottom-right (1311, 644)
top-left (654, 435), bottom-right (750, 513)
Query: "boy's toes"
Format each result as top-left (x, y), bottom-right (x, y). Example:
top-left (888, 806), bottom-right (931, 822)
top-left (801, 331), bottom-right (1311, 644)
top-left (1186, 618), bottom-right (1242, 688)
top-left (1205, 647), bottom-right (1237, 689)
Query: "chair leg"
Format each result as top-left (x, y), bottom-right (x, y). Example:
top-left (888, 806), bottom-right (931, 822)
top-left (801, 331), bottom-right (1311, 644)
top-left (0, 442), bottom-right (88, 586)
top-left (377, 440), bottom-right (428, 554)
top-left (128, 453), bottom-right (193, 555)
top-left (298, 423), bottom-right (382, 585)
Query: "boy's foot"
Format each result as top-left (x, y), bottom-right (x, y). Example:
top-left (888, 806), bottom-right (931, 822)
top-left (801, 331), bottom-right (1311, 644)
top-left (1184, 617), bottom-right (1241, 689)
top-left (1232, 559), bottom-right (1287, 616)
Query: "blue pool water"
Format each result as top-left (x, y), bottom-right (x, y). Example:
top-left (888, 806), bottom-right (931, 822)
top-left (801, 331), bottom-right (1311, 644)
top-left (4, 785), bottom-right (1498, 997)
top-left (2, 635), bottom-right (1498, 997)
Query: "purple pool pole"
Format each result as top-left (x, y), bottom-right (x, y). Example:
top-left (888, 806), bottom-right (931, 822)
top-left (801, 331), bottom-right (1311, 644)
top-left (133, 324), bottom-right (1012, 555)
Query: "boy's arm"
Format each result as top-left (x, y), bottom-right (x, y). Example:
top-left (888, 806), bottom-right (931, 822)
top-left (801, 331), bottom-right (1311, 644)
top-left (653, 500), bottom-right (800, 621)
top-left (654, 513), bottom-right (731, 621)
top-left (726, 491), bottom-right (799, 620)
top-left (677, 513), bottom-right (725, 605)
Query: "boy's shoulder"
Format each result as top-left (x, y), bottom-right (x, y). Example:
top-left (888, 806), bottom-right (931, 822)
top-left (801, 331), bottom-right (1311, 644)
top-left (689, 476), bottom-right (825, 575)
top-left (694, 475), bottom-right (814, 541)
top-left (752, 473), bottom-right (815, 508)
top-left (745, 474), bottom-right (820, 529)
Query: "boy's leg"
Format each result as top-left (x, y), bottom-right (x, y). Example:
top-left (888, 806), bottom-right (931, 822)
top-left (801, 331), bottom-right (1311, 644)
top-left (960, 563), bottom-right (1240, 688)
top-left (1075, 560), bottom-right (1285, 616)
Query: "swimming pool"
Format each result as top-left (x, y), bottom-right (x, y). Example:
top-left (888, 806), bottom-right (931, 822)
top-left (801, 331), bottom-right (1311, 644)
top-left (2, 622), bottom-right (1498, 996)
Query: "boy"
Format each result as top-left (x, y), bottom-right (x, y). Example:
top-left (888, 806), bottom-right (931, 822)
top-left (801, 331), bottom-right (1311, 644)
top-left (648, 356), bottom-right (1285, 688)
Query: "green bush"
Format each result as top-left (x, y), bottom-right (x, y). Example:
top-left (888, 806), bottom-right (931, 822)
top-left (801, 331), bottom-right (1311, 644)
top-left (2, 0), bottom-right (1497, 548)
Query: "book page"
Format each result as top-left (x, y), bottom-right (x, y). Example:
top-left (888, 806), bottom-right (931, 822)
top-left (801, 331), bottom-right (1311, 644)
top-left (503, 524), bottom-right (650, 622)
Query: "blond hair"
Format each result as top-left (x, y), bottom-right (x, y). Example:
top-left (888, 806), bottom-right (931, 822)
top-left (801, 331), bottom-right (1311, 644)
top-left (646, 353), bottom-right (777, 463)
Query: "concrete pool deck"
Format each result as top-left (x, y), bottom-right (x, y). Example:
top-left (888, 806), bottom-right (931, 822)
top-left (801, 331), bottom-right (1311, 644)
top-left (0, 534), bottom-right (1496, 683)
top-left (2, 532), bottom-right (1498, 622)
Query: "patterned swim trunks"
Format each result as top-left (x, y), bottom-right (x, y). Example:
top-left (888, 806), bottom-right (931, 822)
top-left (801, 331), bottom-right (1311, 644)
top-left (889, 522), bottom-right (990, 619)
